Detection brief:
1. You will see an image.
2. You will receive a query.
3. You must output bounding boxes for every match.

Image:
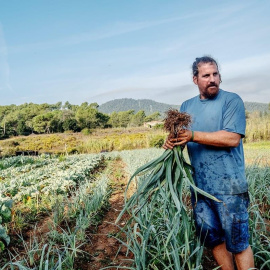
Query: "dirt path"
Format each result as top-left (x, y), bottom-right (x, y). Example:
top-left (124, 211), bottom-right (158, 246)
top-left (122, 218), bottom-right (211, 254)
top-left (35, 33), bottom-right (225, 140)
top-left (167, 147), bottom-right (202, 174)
top-left (75, 159), bottom-right (133, 270)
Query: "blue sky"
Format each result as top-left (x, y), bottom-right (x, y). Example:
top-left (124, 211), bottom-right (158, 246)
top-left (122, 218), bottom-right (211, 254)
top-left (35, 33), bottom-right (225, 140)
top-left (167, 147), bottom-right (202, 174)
top-left (0, 0), bottom-right (269, 106)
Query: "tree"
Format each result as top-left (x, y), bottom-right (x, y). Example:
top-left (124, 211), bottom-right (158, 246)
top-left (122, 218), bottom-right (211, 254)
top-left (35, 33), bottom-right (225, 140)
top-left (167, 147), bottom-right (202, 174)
top-left (130, 110), bottom-right (146, 126)
top-left (108, 112), bottom-right (120, 128)
top-left (50, 101), bottom-right (62, 111)
top-left (17, 118), bottom-right (32, 135)
top-left (144, 112), bottom-right (161, 122)
top-left (63, 118), bottom-right (79, 132)
top-left (32, 112), bottom-right (59, 133)
top-left (75, 103), bottom-right (109, 129)
top-left (63, 101), bottom-right (72, 110)
top-left (118, 110), bottom-right (135, 127)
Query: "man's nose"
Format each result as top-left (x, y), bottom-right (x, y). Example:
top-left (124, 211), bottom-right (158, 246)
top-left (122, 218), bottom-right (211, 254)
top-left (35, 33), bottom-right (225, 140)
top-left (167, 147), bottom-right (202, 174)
top-left (209, 75), bottom-right (215, 82)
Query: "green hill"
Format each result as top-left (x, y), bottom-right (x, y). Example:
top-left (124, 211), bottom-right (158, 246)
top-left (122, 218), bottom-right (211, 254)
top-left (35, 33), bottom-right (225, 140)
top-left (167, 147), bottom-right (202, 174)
top-left (98, 98), bottom-right (269, 115)
top-left (98, 98), bottom-right (179, 115)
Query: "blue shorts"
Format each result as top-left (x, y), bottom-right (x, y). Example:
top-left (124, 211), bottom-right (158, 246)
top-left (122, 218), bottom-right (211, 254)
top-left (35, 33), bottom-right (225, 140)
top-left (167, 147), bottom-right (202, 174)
top-left (191, 192), bottom-right (250, 253)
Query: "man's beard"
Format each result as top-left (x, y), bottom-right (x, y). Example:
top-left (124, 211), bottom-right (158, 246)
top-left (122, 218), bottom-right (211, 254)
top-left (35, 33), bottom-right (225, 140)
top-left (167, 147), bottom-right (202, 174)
top-left (205, 84), bottom-right (219, 99)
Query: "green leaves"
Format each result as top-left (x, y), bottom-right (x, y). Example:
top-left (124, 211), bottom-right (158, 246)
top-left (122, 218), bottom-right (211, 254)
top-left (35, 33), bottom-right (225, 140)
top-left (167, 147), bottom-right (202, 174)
top-left (0, 199), bottom-right (13, 223)
top-left (118, 147), bottom-right (219, 223)
top-left (0, 199), bottom-right (13, 250)
top-left (117, 146), bottom-right (219, 269)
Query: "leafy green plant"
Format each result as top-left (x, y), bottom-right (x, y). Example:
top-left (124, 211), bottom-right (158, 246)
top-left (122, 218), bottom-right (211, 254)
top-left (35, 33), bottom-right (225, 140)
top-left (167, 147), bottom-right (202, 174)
top-left (0, 199), bottom-right (13, 251)
top-left (149, 135), bottom-right (165, 148)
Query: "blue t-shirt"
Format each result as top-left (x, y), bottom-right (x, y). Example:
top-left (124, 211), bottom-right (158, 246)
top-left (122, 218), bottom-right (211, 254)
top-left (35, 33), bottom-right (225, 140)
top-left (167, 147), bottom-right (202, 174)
top-left (180, 89), bottom-right (248, 195)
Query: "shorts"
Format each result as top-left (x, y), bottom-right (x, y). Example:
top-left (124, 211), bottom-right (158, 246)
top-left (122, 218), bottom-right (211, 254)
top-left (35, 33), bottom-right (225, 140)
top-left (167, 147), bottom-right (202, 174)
top-left (191, 192), bottom-right (250, 253)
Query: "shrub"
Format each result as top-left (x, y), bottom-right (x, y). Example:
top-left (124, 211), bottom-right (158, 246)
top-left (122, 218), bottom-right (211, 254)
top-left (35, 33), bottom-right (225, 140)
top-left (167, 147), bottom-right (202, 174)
top-left (81, 128), bottom-right (92, 135)
top-left (153, 123), bottom-right (164, 130)
top-left (149, 135), bottom-right (165, 148)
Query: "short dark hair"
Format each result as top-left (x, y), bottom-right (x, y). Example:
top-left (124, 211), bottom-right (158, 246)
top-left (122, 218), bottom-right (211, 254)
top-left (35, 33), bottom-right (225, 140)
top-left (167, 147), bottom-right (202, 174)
top-left (192, 56), bottom-right (221, 82)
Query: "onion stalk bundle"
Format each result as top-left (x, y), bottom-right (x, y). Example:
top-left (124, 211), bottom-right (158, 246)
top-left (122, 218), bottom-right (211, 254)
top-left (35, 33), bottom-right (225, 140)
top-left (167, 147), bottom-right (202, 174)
top-left (117, 109), bottom-right (219, 223)
top-left (116, 109), bottom-right (220, 269)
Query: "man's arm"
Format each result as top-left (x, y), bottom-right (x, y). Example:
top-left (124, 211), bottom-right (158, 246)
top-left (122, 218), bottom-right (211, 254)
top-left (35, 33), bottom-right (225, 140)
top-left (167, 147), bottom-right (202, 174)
top-left (163, 130), bottom-right (241, 149)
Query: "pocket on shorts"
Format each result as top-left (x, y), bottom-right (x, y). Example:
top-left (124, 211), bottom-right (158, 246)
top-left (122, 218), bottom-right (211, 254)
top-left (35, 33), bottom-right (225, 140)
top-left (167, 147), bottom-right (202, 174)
top-left (232, 212), bottom-right (249, 245)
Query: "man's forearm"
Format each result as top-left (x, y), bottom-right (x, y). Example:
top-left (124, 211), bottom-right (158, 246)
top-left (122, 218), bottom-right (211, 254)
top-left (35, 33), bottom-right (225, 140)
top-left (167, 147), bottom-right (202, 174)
top-left (192, 130), bottom-right (241, 148)
top-left (163, 130), bottom-right (241, 150)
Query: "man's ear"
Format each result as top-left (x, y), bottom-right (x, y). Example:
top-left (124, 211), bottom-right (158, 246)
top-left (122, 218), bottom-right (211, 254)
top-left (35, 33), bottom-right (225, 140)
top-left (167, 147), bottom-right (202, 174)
top-left (193, 76), bottom-right (198, 85)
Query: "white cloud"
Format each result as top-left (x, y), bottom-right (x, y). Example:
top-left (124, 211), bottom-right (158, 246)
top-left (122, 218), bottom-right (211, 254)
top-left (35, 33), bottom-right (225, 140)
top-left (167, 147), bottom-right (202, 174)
top-left (221, 54), bottom-right (270, 102)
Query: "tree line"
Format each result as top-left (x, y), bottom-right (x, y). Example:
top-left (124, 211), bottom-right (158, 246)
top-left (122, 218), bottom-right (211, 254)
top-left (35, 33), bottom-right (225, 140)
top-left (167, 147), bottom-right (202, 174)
top-left (0, 102), bottom-right (161, 139)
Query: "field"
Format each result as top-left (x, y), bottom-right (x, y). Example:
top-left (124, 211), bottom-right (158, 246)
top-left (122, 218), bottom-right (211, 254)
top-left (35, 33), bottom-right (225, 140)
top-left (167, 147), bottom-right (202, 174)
top-left (0, 140), bottom-right (269, 269)
top-left (0, 127), bottom-right (167, 157)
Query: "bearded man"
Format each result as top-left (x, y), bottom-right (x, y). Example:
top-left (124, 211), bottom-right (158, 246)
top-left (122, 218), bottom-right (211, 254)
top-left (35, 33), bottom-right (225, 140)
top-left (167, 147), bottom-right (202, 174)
top-left (164, 56), bottom-right (254, 270)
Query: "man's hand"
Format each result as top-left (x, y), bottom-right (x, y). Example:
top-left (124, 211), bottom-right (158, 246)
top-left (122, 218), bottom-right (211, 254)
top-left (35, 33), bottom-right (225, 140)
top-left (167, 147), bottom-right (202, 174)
top-left (163, 130), bottom-right (242, 149)
top-left (163, 130), bottom-right (193, 150)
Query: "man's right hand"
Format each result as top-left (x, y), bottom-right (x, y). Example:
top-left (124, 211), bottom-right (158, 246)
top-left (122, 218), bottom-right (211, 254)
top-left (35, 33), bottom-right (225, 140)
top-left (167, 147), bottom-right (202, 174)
top-left (163, 130), bottom-right (193, 150)
top-left (162, 137), bottom-right (174, 150)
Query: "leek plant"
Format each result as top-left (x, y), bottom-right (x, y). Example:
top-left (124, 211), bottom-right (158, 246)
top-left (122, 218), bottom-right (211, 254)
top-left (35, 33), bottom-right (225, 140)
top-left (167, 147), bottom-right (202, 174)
top-left (116, 110), bottom-right (219, 269)
top-left (246, 160), bottom-right (270, 269)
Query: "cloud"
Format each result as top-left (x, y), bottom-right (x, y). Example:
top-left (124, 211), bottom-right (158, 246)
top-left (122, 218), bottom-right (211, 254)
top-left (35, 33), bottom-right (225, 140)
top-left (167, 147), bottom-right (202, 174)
top-left (88, 52), bottom-right (270, 105)
top-left (221, 54), bottom-right (270, 102)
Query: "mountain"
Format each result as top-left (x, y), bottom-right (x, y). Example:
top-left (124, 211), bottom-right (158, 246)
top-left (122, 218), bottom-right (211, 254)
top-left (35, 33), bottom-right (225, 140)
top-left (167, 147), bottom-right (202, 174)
top-left (98, 98), bottom-right (269, 115)
top-left (98, 98), bottom-right (179, 115)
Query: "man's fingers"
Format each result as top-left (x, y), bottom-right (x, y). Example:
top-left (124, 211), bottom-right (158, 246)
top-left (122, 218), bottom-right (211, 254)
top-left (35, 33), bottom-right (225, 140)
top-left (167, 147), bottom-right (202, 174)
top-left (171, 137), bottom-right (188, 143)
top-left (163, 131), bottom-right (191, 149)
top-left (173, 141), bottom-right (186, 146)
top-left (163, 139), bottom-right (174, 149)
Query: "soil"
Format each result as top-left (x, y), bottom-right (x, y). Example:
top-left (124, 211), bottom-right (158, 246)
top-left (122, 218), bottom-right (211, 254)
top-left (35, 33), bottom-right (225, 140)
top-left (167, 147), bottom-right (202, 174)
top-left (74, 159), bottom-right (134, 270)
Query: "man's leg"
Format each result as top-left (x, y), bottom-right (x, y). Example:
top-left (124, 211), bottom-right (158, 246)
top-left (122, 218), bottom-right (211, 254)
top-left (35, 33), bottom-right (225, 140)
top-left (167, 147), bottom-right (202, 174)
top-left (234, 245), bottom-right (255, 270)
top-left (212, 242), bottom-right (235, 270)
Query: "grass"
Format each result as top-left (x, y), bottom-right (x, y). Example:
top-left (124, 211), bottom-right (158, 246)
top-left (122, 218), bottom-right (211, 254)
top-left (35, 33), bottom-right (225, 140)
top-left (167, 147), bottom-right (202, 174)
top-left (0, 127), bottom-right (167, 156)
top-left (244, 141), bottom-right (270, 166)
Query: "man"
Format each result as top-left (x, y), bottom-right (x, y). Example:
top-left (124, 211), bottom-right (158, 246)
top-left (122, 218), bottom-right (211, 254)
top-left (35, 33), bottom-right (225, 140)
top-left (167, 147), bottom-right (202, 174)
top-left (163, 56), bottom-right (254, 270)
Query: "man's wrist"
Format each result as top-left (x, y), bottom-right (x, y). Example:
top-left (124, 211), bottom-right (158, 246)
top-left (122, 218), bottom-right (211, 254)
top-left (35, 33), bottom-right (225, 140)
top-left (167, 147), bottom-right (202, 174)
top-left (191, 130), bottom-right (194, 141)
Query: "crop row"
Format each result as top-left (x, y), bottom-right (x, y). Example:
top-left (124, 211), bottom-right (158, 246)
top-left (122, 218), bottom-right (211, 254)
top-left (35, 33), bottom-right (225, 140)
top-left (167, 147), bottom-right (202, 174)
top-left (0, 154), bottom-right (104, 203)
top-left (0, 153), bottom-right (111, 269)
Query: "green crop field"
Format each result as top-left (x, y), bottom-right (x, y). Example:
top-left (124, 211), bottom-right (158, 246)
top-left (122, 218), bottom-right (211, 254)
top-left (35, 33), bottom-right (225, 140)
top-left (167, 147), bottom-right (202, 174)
top-left (0, 145), bottom-right (269, 269)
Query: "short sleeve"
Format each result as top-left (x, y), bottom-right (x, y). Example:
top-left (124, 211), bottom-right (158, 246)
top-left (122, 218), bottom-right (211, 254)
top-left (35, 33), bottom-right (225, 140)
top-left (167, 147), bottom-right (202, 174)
top-left (180, 101), bottom-right (186, 112)
top-left (223, 96), bottom-right (246, 137)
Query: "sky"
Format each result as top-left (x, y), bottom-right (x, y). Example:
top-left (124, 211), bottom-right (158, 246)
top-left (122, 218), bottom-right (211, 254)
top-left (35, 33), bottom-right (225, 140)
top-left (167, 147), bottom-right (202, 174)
top-left (0, 0), bottom-right (269, 106)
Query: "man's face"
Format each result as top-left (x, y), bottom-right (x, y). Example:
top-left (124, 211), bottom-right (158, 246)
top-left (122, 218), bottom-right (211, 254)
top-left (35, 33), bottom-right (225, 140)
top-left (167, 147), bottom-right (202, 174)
top-left (193, 62), bottom-right (220, 99)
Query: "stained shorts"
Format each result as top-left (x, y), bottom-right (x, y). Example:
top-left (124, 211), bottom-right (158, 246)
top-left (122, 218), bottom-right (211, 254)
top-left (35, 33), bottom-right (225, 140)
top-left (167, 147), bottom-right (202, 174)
top-left (191, 192), bottom-right (250, 253)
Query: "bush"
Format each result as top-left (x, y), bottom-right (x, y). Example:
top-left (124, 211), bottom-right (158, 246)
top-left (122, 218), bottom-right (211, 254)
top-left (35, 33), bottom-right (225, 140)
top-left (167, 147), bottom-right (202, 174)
top-left (64, 130), bottom-right (74, 134)
top-left (149, 135), bottom-right (165, 148)
top-left (153, 123), bottom-right (164, 130)
top-left (2, 140), bottom-right (20, 147)
top-left (81, 128), bottom-right (92, 135)
top-left (67, 147), bottom-right (78, 154)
